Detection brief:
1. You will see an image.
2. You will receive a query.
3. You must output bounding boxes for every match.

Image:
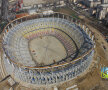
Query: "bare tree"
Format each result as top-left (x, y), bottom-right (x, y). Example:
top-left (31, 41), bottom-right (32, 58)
top-left (1, 0), bottom-right (9, 21)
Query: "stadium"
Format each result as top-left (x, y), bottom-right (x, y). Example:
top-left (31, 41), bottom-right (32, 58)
top-left (1, 12), bottom-right (95, 87)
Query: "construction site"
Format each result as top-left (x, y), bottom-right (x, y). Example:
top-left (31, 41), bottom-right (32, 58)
top-left (0, 0), bottom-right (108, 90)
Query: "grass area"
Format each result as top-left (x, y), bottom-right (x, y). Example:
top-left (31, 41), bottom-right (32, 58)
top-left (53, 7), bottom-right (80, 19)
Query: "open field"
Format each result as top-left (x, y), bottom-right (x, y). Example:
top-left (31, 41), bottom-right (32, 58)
top-left (29, 36), bottom-right (67, 66)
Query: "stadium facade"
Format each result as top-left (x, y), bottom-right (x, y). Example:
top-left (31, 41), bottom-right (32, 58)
top-left (1, 12), bottom-right (95, 88)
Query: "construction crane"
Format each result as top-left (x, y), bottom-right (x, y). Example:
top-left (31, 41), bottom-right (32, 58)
top-left (10, 0), bottom-right (23, 12)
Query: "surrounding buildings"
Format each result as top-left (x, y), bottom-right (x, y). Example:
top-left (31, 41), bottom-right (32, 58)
top-left (81, 0), bottom-right (108, 21)
top-left (102, 0), bottom-right (108, 4)
top-left (22, 0), bottom-right (66, 10)
top-left (96, 4), bottom-right (108, 20)
top-left (83, 0), bottom-right (101, 8)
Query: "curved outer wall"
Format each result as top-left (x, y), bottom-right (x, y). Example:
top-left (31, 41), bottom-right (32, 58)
top-left (1, 13), bottom-right (95, 86)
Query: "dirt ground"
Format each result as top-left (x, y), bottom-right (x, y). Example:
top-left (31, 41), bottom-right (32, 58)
top-left (29, 36), bottom-right (66, 66)
top-left (54, 7), bottom-right (79, 19)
